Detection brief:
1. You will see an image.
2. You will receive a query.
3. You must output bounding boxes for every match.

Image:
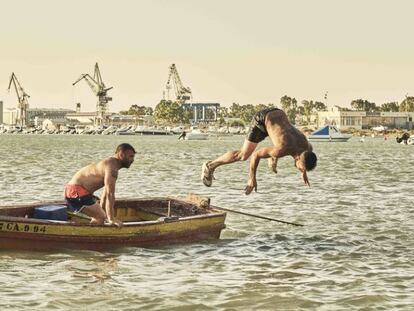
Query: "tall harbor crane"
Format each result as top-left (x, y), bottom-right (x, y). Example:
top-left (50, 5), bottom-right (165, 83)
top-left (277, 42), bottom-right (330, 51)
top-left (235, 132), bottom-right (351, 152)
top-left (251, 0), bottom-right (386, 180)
top-left (7, 73), bottom-right (30, 127)
top-left (73, 63), bottom-right (113, 125)
top-left (164, 64), bottom-right (192, 104)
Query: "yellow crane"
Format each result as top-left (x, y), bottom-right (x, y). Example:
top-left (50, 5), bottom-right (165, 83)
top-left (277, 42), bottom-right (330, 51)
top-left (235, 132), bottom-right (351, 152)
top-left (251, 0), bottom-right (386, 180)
top-left (73, 63), bottom-right (113, 126)
top-left (7, 73), bottom-right (30, 127)
top-left (164, 64), bottom-right (192, 104)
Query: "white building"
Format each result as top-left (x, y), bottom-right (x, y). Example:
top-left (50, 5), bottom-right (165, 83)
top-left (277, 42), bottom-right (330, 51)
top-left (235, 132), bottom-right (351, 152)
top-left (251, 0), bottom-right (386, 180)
top-left (2, 108), bottom-right (19, 125)
top-left (2, 107), bottom-right (75, 126)
top-left (65, 112), bottom-right (98, 125)
top-left (318, 107), bottom-right (414, 130)
top-left (27, 108), bottom-right (75, 126)
top-left (107, 114), bottom-right (154, 126)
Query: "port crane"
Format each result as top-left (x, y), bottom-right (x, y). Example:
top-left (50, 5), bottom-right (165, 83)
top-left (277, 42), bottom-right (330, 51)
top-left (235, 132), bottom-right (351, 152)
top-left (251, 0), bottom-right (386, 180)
top-left (73, 63), bottom-right (112, 125)
top-left (164, 64), bottom-right (192, 104)
top-left (7, 73), bottom-right (30, 127)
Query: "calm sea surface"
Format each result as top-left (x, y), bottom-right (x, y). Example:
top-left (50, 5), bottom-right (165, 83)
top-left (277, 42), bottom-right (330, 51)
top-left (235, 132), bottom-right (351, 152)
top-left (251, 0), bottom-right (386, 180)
top-left (0, 134), bottom-right (413, 310)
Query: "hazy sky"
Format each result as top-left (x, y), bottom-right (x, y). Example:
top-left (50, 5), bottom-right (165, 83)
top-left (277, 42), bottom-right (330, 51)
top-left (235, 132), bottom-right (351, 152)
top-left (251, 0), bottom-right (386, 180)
top-left (1, 0), bottom-right (414, 112)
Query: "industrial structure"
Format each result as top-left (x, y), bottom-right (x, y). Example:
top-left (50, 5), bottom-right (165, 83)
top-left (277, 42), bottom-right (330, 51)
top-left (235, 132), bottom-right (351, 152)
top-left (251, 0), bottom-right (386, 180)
top-left (163, 64), bottom-right (220, 123)
top-left (1, 63), bottom-right (223, 128)
top-left (164, 64), bottom-right (192, 104)
top-left (73, 63), bottom-right (112, 126)
top-left (7, 73), bottom-right (30, 127)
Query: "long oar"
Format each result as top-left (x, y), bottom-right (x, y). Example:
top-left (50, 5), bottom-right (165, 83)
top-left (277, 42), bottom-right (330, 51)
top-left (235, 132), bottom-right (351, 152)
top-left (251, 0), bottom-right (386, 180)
top-left (214, 206), bottom-right (304, 227)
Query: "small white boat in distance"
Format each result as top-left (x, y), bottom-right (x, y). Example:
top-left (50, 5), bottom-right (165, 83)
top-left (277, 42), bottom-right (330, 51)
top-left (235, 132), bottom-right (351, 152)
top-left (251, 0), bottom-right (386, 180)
top-left (185, 127), bottom-right (208, 140)
top-left (115, 125), bottom-right (135, 135)
top-left (372, 125), bottom-right (388, 132)
top-left (135, 126), bottom-right (171, 135)
top-left (169, 125), bottom-right (185, 134)
top-left (102, 125), bottom-right (118, 135)
top-left (307, 125), bottom-right (352, 142)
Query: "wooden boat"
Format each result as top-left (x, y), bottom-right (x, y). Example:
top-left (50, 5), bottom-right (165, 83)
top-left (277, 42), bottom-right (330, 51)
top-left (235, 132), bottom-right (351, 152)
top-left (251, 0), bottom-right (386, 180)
top-left (0, 196), bottom-right (226, 251)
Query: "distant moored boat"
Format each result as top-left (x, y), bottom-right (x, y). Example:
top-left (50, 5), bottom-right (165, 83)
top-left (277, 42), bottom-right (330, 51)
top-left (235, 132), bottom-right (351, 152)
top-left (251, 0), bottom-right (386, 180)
top-left (307, 125), bottom-right (352, 142)
top-left (185, 127), bottom-right (208, 140)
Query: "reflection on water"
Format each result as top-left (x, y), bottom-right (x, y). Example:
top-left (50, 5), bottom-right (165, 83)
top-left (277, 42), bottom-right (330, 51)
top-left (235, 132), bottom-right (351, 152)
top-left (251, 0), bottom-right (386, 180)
top-left (0, 135), bottom-right (413, 310)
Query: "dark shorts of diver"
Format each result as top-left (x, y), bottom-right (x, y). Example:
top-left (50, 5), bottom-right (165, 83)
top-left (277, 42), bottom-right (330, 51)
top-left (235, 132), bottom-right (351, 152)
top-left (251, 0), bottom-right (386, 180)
top-left (65, 195), bottom-right (96, 213)
top-left (246, 107), bottom-right (281, 143)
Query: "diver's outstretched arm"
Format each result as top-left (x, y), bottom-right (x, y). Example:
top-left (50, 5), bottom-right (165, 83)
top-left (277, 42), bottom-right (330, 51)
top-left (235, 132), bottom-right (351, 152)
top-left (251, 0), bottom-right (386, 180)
top-left (245, 146), bottom-right (277, 195)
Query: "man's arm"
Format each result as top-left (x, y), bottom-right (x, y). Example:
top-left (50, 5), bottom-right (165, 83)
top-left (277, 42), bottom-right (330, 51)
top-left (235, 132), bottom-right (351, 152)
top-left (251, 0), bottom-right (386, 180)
top-left (100, 191), bottom-right (107, 212)
top-left (103, 166), bottom-right (122, 227)
top-left (245, 146), bottom-right (277, 195)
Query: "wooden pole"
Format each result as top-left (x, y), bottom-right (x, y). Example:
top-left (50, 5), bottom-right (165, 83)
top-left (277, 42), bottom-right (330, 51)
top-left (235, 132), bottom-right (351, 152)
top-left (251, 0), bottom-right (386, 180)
top-left (167, 201), bottom-right (171, 217)
top-left (214, 206), bottom-right (304, 227)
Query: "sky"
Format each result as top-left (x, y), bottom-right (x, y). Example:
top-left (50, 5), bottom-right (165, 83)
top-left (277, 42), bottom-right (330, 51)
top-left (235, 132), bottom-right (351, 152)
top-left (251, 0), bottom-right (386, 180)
top-left (1, 0), bottom-right (414, 112)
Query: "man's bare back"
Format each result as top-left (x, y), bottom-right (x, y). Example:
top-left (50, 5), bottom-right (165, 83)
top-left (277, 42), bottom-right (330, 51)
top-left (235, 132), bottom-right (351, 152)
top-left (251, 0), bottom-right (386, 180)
top-left (65, 143), bottom-right (136, 226)
top-left (264, 109), bottom-right (311, 159)
top-left (201, 107), bottom-right (317, 194)
top-left (68, 158), bottom-right (119, 194)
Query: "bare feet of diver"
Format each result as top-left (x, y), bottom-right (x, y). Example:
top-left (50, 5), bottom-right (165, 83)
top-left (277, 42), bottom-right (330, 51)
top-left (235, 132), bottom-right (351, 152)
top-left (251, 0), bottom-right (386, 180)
top-left (201, 161), bottom-right (215, 187)
top-left (244, 178), bottom-right (257, 195)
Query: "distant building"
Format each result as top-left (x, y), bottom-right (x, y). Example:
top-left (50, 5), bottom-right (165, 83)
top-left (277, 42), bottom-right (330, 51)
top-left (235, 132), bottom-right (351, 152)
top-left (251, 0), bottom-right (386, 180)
top-left (182, 103), bottom-right (220, 123)
top-left (3, 108), bottom-right (19, 125)
top-left (0, 101), bottom-right (3, 124)
top-left (108, 114), bottom-right (137, 125)
top-left (108, 114), bottom-right (154, 126)
top-left (65, 112), bottom-right (97, 125)
top-left (76, 103), bottom-right (81, 113)
top-left (65, 112), bottom-right (150, 126)
top-left (27, 108), bottom-right (75, 127)
top-left (2, 107), bottom-right (75, 127)
top-left (318, 106), bottom-right (414, 130)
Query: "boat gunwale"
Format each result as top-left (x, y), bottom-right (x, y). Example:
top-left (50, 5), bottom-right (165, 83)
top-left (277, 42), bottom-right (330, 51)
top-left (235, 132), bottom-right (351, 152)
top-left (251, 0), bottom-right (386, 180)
top-left (0, 197), bottom-right (227, 249)
top-left (0, 209), bottom-right (226, 227)
top-left (0, 197), bottom-right (226, 228)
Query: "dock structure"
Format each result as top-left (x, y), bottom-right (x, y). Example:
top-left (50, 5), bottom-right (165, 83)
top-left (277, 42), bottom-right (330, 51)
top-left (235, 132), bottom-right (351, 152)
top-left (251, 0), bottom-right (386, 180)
top-left (182, 103), bottom-right (220, 123)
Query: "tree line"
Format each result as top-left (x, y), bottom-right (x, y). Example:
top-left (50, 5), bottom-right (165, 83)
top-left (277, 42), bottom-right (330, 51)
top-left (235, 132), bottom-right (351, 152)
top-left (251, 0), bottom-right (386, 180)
top-left (349, 97), bottom-right (414, 112)
top-left (120, 97), bottom-right (327, 125)
top-left (119, 96), bottom-right (414, 125)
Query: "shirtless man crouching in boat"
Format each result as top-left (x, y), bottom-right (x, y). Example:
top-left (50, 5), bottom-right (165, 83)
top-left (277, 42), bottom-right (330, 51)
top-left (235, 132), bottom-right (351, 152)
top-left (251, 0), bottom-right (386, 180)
top-left (64, 143), bottom-right (136, 227)
top-left (201, 107), bottom-right (317, 194)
